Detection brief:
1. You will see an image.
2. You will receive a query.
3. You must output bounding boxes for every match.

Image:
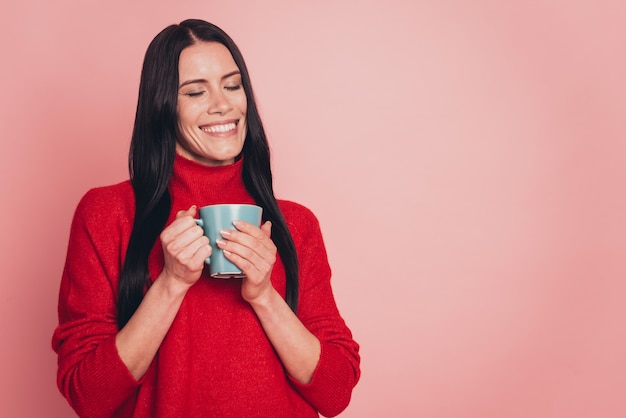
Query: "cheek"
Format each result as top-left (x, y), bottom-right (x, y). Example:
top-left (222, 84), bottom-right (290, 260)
top-left (237, 93), bottom-right (248, 115)
top-left (176, 103), bottom-right (204, 125)
top-left (177, 105), bottom-right (198, 129)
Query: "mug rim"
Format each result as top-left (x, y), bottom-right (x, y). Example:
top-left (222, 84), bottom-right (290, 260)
top-left (198, 203), bottom-right (261, 211)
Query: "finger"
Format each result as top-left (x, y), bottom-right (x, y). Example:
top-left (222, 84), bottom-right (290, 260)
top-left (222, 248), bottom-right (262, 279)
top-left (220, 227), bottom-right (275, 257)
top-left (163, 225), bottom-right (206, 257)
top-left (177, 235), bottom-right (211, 265)
top-left (162, 207), bottom-right (202, 242)
top-left (230, 221), bottom-right (276, 253)
top-left (162, 235), bottom-right (211, 284)
top-left (162, 217), bottom-right (201, 243)
top-left (232, 220), bottom-right (266, 240)
top-left (217, 234), bottom-right (276, 271)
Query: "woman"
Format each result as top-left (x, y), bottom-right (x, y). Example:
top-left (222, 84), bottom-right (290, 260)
top-left (52, 19), bottom-right (360, 418)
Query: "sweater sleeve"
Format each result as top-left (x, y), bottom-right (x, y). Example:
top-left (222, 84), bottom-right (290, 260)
top-left (51, 186), bottom-right (142, 417)
top-left (281, 202), bottom-right (361, 417)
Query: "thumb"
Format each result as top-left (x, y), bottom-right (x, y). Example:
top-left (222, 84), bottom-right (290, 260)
top-left (176, 205), bottom-right (197, 219)
top-left (260, 220), bottom-right (272, 238)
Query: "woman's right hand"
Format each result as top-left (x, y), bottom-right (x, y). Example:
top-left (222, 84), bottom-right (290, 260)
top-left (116, 206), bottom-right (210, 380)
top-left (159, 205), bottom-right (211, 290)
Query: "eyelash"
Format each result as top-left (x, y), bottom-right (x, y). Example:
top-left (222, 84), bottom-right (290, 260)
top-left (184, 85), bottom-right (242, 97)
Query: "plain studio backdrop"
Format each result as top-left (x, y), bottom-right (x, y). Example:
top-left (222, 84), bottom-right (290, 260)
top-left (1, 1), bottom-right (625, 417)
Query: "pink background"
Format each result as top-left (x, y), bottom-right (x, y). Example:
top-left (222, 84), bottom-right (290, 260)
top-left (1, 1), bottom-right (625, 417)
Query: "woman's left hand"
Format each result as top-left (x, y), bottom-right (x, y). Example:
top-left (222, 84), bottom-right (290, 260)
top-left (216, 220), bottom-right (277, 303)
top-left (218, 220), bottom-right (321, 385)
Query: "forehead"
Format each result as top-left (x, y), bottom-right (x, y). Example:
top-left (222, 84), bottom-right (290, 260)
top-left (178, 42), bottom-right (239, 79)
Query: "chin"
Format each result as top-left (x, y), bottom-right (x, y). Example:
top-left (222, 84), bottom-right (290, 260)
top-left (205, 152), bottom-right (241, 166)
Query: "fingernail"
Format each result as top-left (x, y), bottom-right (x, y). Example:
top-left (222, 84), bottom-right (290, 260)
top-left (216, 239), bottom-right (226, 247)
top-left (220, 229), bottom-right (231, 237)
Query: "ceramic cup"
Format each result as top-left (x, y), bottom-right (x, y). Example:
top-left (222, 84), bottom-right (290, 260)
top-left (194, 203), bottom-right (263, 278)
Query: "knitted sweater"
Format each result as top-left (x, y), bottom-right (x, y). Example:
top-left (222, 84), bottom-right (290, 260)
top-left (52, 154), bottom-right (360, 418)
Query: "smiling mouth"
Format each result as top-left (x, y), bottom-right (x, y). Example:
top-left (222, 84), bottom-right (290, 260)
top-left (201, 122), bottom-right (237, 133)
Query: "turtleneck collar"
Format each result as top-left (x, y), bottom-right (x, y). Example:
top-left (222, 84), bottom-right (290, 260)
top-left (169, 153), bottom-right (254, 210)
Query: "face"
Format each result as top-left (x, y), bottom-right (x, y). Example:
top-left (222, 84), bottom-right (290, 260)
top-left (176, 42), bottom-right (247, 166)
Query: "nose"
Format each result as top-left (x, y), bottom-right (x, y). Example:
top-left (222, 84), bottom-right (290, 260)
top-left (207, 90), bottom-right (232, 115)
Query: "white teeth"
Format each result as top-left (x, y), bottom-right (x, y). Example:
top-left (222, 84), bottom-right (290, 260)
top-left (202, 123), bottom-right (236, 133)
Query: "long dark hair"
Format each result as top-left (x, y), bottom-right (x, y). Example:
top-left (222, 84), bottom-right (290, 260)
top-left (117, 19), bottom-right (299, 329)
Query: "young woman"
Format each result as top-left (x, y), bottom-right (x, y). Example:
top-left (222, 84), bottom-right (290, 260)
top-left (52, 19), bottom-right (360, 418)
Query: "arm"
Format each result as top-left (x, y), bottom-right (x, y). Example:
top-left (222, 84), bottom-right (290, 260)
top-left (53, 195), bottom-right (209, 416)
top-left (218, 220), bottom-right (321, 384)
top-left (217, 204), bottom-right (360, 416)
top-left (116, 206), bottom-right (210, 379)
top-left (246, 287), bottom-right (321, 384)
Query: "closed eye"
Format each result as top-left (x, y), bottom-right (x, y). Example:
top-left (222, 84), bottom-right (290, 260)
top-left (184, 91), bottom-right (206, 97)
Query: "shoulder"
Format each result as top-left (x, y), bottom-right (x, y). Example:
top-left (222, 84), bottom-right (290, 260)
top-left (277, 200), bottom-right (324, 241)
top-left (73, 180), bottom-right (134, 226)
top-left (77, 181), bottom-right (133, 208)
top-left (277, 200), bottom-right (319, 228)
top-left (277, 200), bottom-right (332, 285)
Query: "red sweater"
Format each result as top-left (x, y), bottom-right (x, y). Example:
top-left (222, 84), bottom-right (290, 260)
top-left (52, 155), bottom-right (360, 417)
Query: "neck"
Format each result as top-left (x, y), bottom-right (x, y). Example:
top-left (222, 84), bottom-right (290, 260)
top-left (168, 153), bottom-right (254, 211)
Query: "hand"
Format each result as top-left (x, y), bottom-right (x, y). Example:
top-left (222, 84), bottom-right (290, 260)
top-left (217, 220), bottom-right (277, 304)
top-left (159, 206), bottom-right (211, 290)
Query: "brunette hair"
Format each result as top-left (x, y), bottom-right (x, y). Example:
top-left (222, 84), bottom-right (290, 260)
top-left (118, 19), bottom-right (299, 328)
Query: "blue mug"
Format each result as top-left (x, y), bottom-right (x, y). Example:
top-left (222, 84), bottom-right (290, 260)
top-left (194, 204), bottom-right (263, 278)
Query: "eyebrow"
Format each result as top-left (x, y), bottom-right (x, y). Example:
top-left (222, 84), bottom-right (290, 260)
top-left (179, 70), bottom-right (242, 88)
